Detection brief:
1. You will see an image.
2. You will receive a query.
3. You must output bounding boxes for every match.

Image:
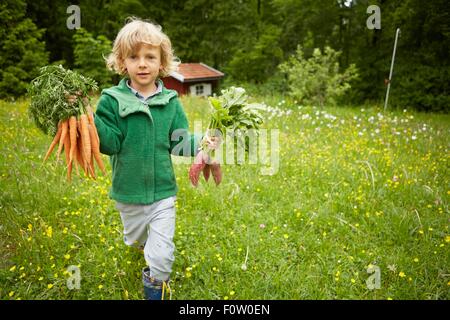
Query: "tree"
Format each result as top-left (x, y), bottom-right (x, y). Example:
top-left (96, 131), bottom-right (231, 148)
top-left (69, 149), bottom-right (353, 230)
top-left (279, 46), bottom-right (358, 106)
top-left (227, 24), bottom-right (283, 83)
top-left (0, 0), bottom-right (49, 98)
top-left (25, 0), bottom-right (73, 66)
top-left (14, 0), bottom-right (450, 111)
top-left (73, 28), bottom-right (114, 89)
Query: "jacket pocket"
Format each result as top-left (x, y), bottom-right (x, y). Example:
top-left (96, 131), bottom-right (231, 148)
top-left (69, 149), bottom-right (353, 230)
top-left (155, 153), bottom-right (176, 192)
top-left (112, 157), bottom-right (145, 197)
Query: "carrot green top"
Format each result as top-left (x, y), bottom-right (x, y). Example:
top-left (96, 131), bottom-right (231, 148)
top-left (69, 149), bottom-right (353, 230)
top-left (94, 78), bottom-right (201, 204)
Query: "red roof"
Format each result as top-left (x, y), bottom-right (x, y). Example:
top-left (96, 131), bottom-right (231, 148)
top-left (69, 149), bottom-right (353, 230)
top-left (171, 63), bottom-right (224, 82)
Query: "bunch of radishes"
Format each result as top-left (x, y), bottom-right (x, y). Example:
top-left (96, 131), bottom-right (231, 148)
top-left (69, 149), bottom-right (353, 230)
top-left (188, 87), bottom-right (265, 187)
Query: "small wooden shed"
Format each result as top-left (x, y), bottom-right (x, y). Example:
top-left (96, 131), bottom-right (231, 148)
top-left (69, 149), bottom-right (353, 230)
top-left (162, 63), bottom-right (224, 96)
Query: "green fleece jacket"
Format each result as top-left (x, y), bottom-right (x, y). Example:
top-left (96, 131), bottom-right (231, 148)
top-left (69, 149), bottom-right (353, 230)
top-left (94, 78), bottom-right (201, 204)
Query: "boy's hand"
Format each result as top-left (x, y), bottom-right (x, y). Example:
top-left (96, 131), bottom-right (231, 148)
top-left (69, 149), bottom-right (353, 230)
top-left (205, 136), bottom-right (221, 150)
top-left (65, 91), bottom-right (89, 106)
top-left (198, 135), bottom-right (221, 165)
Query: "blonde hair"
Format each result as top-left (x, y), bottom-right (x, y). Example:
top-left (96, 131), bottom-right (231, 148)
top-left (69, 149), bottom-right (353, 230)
top-left (106, 17), bottom-right (179, 77)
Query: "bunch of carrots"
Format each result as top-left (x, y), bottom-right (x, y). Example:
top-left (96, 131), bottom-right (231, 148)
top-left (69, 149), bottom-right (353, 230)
top-left (43, 108), bottom-right (105, 182)
top-left (28, 65), bottom-right (104, 182)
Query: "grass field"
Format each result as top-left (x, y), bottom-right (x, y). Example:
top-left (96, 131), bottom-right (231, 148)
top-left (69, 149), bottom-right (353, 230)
top-left (0, 95), bottom-right (448, 300)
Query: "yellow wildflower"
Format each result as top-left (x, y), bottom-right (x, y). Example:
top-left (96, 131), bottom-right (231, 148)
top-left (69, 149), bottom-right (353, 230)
top-left (46, 226), bottom-right (53, 238)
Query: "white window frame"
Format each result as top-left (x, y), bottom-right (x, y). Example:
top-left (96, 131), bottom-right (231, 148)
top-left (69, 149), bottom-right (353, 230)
top-left (189, 83), bottom-right (212, 96)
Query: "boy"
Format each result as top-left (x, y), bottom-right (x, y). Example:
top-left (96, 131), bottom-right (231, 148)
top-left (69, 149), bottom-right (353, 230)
top-left (93, 18), bottom-right (218, 299)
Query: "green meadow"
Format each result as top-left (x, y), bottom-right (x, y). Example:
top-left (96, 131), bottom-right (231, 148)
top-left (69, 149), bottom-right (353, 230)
top-left (0, 96), bottom-right (448, 300)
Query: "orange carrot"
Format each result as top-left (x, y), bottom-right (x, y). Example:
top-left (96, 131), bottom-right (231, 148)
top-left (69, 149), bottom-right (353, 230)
top-left (43, 122), bottom-right (62, 162)
top-left (56, 119), bottom-right (69, 161)
top-left (87, 107), bottom-right (101, 150)
top-left (77, 120), bottom-right (88, 176)
top-left (86, 106), bottom-right (95, 125)
top-left (68, 116), bottom-right (77, 164)
top-left (86, 106), bottom-right (97, 138)
top-left (73, 144), bottom-right (80, 176)
top-left (87, 106), bottom-right (105, 176)
top-left (63, 133), bottom-right (72, 182)
top-left (88, 123), bottom-right (106, 175)
top-left (79, 114), bottom-right (91, 167)
top-left (88, 152), bottom-right (96, 180)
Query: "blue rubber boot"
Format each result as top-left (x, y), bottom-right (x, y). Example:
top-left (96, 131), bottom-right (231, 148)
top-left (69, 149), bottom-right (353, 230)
top-left (142, 267), bottom-right (170, 300)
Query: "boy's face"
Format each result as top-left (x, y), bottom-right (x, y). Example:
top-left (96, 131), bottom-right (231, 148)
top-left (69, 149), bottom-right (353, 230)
top-left (123, 43), bottom-right (162, 91)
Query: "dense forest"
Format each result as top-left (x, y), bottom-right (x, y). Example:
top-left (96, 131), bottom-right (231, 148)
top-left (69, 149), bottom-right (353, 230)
top-left (1, 0), bottom-right (449, 112)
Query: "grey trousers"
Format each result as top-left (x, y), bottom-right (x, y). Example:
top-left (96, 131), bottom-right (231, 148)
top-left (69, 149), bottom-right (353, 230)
top-left (115, 196), bottom-right (176, 281)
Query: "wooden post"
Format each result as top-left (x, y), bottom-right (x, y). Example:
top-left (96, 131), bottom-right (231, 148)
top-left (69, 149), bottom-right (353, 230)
top-left (384, 28), bottom-right (401, 112)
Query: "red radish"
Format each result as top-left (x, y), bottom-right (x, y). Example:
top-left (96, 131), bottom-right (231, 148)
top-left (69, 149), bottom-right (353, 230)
top-left (203, 164), bottom-right (211, 181)
top-left (189, 151), bottom-right (206, 187)
top-left (210, 162), bottom-right (222, 186)
top-left (188, 87), bottom-right (264, 187)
